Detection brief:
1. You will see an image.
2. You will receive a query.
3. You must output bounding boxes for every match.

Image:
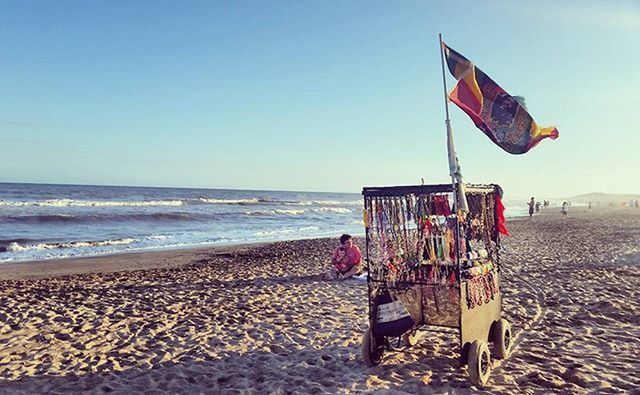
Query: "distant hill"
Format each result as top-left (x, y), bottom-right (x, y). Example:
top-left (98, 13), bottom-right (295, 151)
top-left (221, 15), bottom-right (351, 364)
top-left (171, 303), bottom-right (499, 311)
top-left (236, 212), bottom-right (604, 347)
top-left (571, 192), bottom-right (640, 203)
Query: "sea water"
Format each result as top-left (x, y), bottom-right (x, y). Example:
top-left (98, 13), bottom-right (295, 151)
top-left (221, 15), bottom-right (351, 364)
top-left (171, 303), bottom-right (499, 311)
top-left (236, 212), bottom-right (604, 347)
top-left (0, 183), bottom-right (364, 262)
top-left (0, 183), bottom-right (527, 263)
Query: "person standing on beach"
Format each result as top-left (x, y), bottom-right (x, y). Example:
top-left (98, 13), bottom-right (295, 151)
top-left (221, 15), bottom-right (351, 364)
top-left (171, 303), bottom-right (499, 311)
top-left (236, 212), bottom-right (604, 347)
top-left (528, 197), bottom-right (535, 219)
top-left (535, 201), bottom-right (541, 213)
top-left (562, 202), bottom-right (568, 217)
top-left (330, 234), bottom-right (362, 280)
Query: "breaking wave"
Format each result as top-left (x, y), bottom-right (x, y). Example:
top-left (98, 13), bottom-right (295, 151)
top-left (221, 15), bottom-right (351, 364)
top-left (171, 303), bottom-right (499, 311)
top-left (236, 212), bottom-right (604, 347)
top-left (0, 197), bottom-right (361, 208)
top-left (244, 209), bottom-right (307, 216)
top-left (254, 225), bottom-right (321, 236)
top-left (196, 198), bottom-right (260, 205)
top-left (0, 213), bottom-right (201, 224)
top-left (5, 238), bottom-right (137, 252)
top-left (0, 199), bottom-right (185, 207)
top-left (311, 207), bottom-right (352, 214)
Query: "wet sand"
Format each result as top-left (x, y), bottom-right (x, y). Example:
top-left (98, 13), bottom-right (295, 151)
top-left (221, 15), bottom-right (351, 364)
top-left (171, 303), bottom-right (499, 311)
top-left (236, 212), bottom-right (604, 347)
top-left (0, 207), bottom-right (639, 393)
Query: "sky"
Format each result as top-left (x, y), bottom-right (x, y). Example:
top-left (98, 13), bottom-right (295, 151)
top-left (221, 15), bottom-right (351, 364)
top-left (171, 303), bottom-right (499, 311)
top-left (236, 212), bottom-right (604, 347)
top-left (1, 0), bottom-right (639, 199)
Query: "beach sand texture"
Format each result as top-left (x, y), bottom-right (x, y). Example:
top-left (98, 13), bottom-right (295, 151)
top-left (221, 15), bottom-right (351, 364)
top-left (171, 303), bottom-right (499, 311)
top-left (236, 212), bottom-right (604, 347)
top-left (0, 208), bottom-right (639, 394)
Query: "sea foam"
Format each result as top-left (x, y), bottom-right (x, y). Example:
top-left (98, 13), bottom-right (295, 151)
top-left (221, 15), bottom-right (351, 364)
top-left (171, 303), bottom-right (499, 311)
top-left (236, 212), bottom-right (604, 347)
top-left (0, 199), bottom-right (185, 207)
top-left (7, 238), bottom-right (137, 252)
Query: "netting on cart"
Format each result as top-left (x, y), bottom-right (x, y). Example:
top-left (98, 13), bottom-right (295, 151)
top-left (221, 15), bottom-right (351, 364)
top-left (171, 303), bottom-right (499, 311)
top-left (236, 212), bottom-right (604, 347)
top-left (363, 187), bottom-right (504, 326)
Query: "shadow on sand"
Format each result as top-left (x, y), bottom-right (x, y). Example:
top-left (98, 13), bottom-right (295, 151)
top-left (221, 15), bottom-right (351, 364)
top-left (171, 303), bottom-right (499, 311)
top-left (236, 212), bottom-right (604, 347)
top-left (0, 339), bottom-right (477, 394)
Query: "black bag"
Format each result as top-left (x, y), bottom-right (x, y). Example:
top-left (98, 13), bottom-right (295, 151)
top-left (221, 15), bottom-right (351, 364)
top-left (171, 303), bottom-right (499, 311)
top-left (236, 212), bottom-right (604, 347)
top-left (372, 289), bottom-right (415, 338)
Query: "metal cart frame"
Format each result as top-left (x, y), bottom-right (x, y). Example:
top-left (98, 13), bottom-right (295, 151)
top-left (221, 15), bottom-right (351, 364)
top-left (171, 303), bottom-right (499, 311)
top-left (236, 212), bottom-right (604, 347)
top-left (361, 183), bottom-right (512, 386)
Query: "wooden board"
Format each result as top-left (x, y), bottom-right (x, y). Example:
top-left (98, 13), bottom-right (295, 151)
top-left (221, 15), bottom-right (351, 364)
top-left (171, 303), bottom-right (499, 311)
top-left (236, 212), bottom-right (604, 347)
top-left (460, 275), bottom-right (502, 351)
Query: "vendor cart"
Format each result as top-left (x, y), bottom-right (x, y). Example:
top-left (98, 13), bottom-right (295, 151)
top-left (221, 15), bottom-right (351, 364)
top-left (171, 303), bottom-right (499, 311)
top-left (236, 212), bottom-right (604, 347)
top-left (361, 183), bottom-right (512, 387)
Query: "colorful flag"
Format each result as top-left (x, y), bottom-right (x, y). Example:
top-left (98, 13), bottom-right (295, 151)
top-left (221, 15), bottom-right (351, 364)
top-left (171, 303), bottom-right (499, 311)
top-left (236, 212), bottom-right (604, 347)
top-left (443, 43), bottom-right (559, 154)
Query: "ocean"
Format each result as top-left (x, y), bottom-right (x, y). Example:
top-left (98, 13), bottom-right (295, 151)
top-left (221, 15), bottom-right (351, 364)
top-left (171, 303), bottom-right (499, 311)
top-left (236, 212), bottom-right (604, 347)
top-left (0, 183), bottom-right (364, 263)
top-left (0, 183), bottom-right (531, 263)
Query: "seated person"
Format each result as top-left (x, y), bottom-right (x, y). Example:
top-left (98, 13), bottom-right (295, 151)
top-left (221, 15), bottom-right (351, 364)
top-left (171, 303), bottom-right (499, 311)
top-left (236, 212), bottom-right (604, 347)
top-left (329, 234), bottom-right (362, 280)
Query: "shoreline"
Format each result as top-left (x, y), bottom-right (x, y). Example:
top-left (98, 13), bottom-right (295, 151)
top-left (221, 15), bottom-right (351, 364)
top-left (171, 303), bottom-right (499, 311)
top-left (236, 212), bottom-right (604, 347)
top-left (0, 206), bottom-right (625, 280)
top-left (0, 208), bottom-right (590, 276)
top-left (0, 235), bottom-right (348, 280)
top-left (0, 233), bottom-right (365, 280)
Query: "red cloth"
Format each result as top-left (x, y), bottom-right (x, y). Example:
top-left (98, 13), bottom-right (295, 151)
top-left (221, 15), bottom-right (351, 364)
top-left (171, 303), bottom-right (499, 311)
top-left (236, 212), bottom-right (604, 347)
top-left (433, 195), bottom-right (452, 216)
top-left (448, 270), bottom-right (456, 285)
top-left (495, 195), bottom-right (509, 236)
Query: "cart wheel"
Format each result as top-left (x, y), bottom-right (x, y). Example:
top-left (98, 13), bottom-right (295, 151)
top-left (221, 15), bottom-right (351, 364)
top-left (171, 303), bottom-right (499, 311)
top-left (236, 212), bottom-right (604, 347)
top-left (468, 341), bottom-right (491, 387)
top-left (402, 331), bottom-right (420, 347)
top-left (362, 327), bottom-right (383, 367)
top-left (493, 319), bottom-right (512, 359)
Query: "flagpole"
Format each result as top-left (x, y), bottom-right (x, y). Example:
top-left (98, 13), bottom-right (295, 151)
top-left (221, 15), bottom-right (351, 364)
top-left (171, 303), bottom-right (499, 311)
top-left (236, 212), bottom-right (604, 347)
top-left (438, 33), bottom-right (452, 126)
top-left (439, 34), bottom-right (468, 283)
top-left (438, 33), bottom-right (468, 214)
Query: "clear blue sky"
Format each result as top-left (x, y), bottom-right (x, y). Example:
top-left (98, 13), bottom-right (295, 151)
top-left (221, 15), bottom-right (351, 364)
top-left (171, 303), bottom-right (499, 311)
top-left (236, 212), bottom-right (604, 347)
top-left (1, 0), bottom-right (638, 199)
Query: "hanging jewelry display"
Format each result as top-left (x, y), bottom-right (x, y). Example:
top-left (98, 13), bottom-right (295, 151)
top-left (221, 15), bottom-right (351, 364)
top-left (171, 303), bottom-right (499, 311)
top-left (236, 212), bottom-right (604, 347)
top-left (364, 185), bottom-right (504, 307)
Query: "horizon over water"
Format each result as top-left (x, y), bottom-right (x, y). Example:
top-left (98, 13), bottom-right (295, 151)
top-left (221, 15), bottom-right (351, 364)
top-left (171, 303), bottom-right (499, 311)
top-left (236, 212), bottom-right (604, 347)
top-left (0, 182), bottom-right (531, 263)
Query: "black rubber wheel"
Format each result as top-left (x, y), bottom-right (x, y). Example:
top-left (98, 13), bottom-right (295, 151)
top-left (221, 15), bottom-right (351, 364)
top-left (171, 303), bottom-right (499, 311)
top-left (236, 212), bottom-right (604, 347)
top-left (362, 327), bottom-right (383, 367)
top-left (493, 319), bottom-right (512, 359)
top-left (468, 340), bottom-right (491, 387)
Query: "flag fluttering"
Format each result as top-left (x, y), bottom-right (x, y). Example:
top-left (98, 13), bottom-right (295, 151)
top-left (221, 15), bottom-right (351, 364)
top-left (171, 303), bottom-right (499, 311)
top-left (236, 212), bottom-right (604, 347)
top-left (443, 43), bottom-right (559, 154)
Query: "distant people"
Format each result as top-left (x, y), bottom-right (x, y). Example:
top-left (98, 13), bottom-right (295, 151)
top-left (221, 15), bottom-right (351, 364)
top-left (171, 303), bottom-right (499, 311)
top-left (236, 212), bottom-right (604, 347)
top-left (528, 197), bottom-right (535, 219)
top-left (535, 201), bottom-right (541, 213)
top-left (329, 234), bottom-right (362, 280)
top-left (561, 202), bottom-right (568, 217)
top-left (588, 202), bottom-right (592, 212)
top-left (635, 199), bottom-right (639, 209)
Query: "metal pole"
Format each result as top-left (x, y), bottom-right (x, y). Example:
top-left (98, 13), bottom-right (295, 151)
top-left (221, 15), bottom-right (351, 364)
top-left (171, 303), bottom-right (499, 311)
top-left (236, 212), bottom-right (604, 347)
top-left (439, 35), bottom-right (468, 206)
top-left (439, 33), bottom-right (452, 124)
top-left (439, 34), bottom-right (464, 347)
top-left (363, 197), bottom-right (376, 336)
top-left (439, 33), bottom-right (457, 198)
top-left (439, 34), bottom-right (468, 208)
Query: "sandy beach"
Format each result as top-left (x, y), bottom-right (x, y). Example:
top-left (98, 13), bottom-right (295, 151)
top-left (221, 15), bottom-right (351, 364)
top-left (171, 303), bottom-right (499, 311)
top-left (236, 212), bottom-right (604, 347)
top-left (1, 207), bottom-right (639, 394)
